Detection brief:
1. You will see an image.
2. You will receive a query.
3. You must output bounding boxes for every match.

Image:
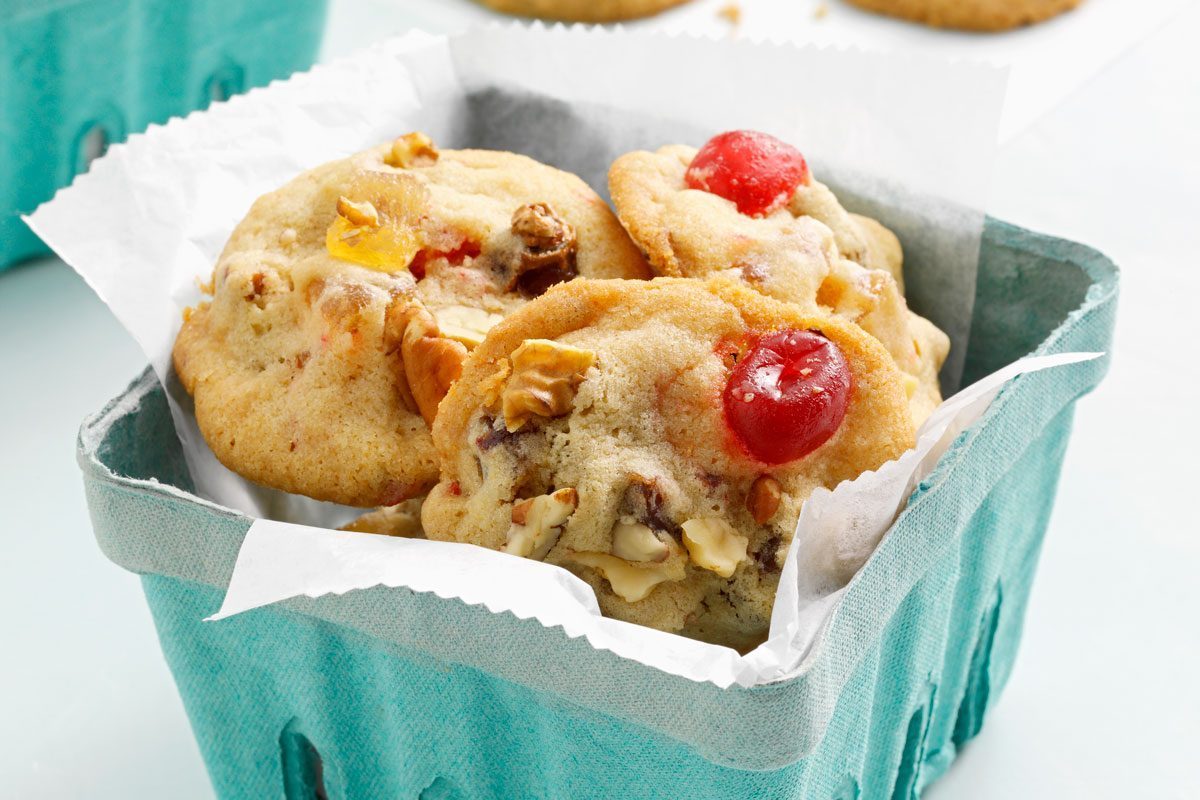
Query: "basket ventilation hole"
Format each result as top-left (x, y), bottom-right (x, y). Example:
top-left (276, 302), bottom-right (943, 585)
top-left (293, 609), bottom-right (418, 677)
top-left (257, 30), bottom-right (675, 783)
top-left (833, 776), bottom-right (861, 800)
top-left (205, 64), bottom-right (246, 106)
top-left (891, 703), bottom-right (930, 800)
top-left (420, 776), bottom-right (462, 800)
top-left (953, 587), bottom-right (1003, 748)
top-left (76, 124), bottom-right (110, 174)
top-left (280, 719), bottom-right (328, 800)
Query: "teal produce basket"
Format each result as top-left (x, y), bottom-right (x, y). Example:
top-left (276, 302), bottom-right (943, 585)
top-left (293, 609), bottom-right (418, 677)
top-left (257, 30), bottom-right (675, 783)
top-left (0, 0), bottom-right (328, 271)
top-left (77, 218), bottom-right (1117, 799)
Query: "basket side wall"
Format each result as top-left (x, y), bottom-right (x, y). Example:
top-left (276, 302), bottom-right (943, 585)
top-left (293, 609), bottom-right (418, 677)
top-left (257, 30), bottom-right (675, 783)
top-left (134, 405), bottom-right (1075, 800)
top-left (0, 0), bottom-right (327, 269)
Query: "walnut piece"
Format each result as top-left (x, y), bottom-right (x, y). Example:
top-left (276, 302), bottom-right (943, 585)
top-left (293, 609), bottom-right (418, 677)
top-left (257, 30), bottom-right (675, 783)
top-left (611, 521), bottom-right (671, 563)
top-left (507, 203), bottom-right (578, 297)
top-left (433, 305), bottom-right (503, 349)
top-left (385, 131), bottom-right (438, 169)
top-left (500, 338), bottom-right (595, 432)
top-left (746, 475), bottom-right (782, 525)
top-left (568, 552), bottom-right (682, 603)
top-left (397, 304), bottom-right (468, 425)
top-left (681, 518), bottom-right (749, 577)
top-left (336, 196), bottom-right (381, 229)
top-left (504, 488), bottom-right (578, 559)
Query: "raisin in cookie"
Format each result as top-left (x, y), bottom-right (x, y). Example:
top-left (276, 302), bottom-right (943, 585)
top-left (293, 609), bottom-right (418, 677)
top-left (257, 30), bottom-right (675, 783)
top-left (475, 0), bottom-right (692, 22)
top-left (174, 133), bottom-right (650, 507)
top-left (844, 0), bottom-right (1083, 31)
top-left (609, 130), bottom-right (949, 425)
top-left (421, 277), bottom-right (914, 650)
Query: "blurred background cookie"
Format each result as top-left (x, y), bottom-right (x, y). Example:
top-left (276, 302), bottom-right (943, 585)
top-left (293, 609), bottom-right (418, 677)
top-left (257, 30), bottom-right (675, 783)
top-left (843, 0), bottom-right (1084, 31)
top-left (475, 0), bottom-right (692, 22)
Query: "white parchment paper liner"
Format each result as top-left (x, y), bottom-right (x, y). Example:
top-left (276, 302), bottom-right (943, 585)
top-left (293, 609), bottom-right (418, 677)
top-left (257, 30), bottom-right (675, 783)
top-left (28, 27), bottom-right (1045, 688)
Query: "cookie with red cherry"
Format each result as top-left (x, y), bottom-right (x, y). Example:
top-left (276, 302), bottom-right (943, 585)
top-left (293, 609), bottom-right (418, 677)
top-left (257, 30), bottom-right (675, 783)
top-left (174, 133), bottom-right (650, 507)
top-left (421, 276), bottom-right (914, 651)
top-left (609, 129), bottom-right (948, 425)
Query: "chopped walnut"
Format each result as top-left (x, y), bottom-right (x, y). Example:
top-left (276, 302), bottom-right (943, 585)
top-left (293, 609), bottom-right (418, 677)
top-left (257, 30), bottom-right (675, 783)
top-left (506, 203), bottom-right (578, 297)
top-left (500, 338), bottom-right (595, 432)
top-left (391, 303), bottom-right (468, 425)
top-left (681, 518), bottom-right (749, 577)
top-left (504, 488), bottom-right (578, 559)
top-left (336, 196), bottom-right (381, 228)
top-left (611, 521), bottom-right (672, 563)
top-left (384, 131), bottom-right (438, 169)
top-left (746, 475), bottom-right (782, 524)
top-left (567, 551), bottom-right (683, 603)
top-left (434, 305), bottom-right (503, 349)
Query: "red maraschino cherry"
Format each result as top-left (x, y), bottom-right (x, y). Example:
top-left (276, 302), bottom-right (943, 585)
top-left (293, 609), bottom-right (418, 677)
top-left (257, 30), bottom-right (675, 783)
top-left (684, 130), bottom-right (810, 217)
top-left (723, 329), bottom-right (851, 464)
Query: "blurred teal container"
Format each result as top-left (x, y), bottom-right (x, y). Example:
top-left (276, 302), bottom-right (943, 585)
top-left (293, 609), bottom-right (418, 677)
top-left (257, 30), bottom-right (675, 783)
top-left (77, 219), bottom-right (1117, 798)
top-left (0, 0), bottom-right (328, 270)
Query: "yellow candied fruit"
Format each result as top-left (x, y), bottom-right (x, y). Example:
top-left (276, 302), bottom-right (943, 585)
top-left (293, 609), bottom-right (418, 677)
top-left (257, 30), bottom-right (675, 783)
top-left (325, 171), bottom-right (428, 272)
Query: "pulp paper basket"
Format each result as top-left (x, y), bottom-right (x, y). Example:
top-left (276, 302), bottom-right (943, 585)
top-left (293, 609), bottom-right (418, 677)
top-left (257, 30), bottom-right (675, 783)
top-left (0, 0), bottom-right (328, 270)
top-left (77, 217), bottom-right (1117, 799)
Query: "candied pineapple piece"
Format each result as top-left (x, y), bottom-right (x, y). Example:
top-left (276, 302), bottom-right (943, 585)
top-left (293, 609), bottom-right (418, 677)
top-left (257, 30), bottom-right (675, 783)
top-left (326, 171), bottom-right (428, 272)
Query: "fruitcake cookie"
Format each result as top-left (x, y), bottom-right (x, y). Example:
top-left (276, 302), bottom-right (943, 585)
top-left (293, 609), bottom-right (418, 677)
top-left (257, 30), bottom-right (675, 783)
top-left (608, 130), bottom-right (949, 424)
top-left (174, 133), bottom-right (650, 507)
top-left (844, 0), bottom-right (1083, 31)
top-left (475, 0), bottom-right (692, 23)
top-left (421, 277), bottom-right (915, 650)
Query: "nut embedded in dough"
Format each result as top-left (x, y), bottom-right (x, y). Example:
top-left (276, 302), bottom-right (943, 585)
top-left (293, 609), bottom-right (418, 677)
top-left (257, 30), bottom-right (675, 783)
top-left (508, 202), bottom-right (579, 297)
top-left (500, 338), bottom-right (596, 431)
top-left (399, 304), bottom-right (469, 425)
top-left (746, 475), bottom-right (782, 525)
top-left (611, 521), bottom-right (672, 563)
top-left (504, 487), bottom-right (579, 559)
top-left (385, 131), bottom-right (439, 168)
top-left (681, 518), bottom-right (749, 577)
top-left (335, 196), bottom-right (381, 229)
top-left (567, 551), bottom-right (683, 603)
top-left (434, 305), bottom-right (504, 349)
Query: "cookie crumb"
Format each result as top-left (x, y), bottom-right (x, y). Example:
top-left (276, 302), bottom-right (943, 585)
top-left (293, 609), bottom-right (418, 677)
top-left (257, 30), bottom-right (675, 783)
top-left (814, 1), bottom-right (829, 19)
